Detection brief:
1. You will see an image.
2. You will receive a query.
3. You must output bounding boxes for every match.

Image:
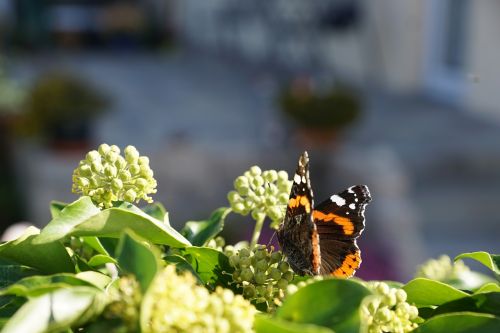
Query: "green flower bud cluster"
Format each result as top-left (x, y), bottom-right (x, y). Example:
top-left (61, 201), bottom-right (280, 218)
top-left (223, 241), bottom-right (250, 257)
top-left (228, 166), bottom-right (292, 228)
top-left (206, 236), bottom-right (226, 251)
top-left (285, 275), bottom-right (325, 296)
top-left (72, 144), bottom-right (157, 208)
top-left (360, 282), bottom-right (419, 333)
top-left (103, 275), bottom-right (142, 332)
top-left (143, 265), bottom-right (255, 333)
top-left (228, 245), bottom-right (294, 311)
top-left (416, 255), bottom-right (470, 282)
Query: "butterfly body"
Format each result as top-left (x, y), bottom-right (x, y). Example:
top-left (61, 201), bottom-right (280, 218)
top-left (277, 151), bottom-right (371, 277)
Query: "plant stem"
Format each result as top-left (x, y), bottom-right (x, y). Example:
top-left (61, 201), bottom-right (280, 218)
top-left (250, 214), bottom-right (266, 248)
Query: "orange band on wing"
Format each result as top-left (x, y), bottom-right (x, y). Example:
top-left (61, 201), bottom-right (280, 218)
top-left (312, 210), bottom-right (354, 235)
top-left (288, 195), bottom-right (311, 213)
top-left (331, 251), bottom-right (361, 278)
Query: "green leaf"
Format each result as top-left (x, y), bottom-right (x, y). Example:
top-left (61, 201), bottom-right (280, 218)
top-left (475, 283), bottom-right (500, 294)
top-left (0, 227), bottom-right (74, 274)
top-left (412, 312), bottom-right (500, 333)
top-left (403, 278), bottom-right (469, 307)
top-left (455, 252), bottom-right (500, 276)
top-left (115, 231), bottom-right (160, 292)
top-left (50, 201), bottom-right (68, 219)
top-left (179, 247), bottom-right (233, 288)
top-left (141, 202), bottom-right (168, 223)
top-left (255, 315), bottom-right (335, 333)
top-left (181, 207), bottom-right (230, 246)
top-left (81, 237), bottom-right (109, 256)
top-left (164, 255), bottom-right (204, 284)
top-left (74, 271), bottom-right (111, 289)
top-left (35, 197), bottom-right (190, 248)
top-left (1, 286), bottom-right (106, 333)
top-left (0, 274), bottom-right (101, 298)
top-left (432, 292), bottom-right (500, 317)
top-left (0, 264), bottom-right (39, 289)
top-left (276, 279), bottom-right (371, 333)
top-left (87, 254), bottom-right (117, 267)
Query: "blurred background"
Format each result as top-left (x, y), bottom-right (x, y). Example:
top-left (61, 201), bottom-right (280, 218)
top-left (0, 0), bottom-right (499, 281)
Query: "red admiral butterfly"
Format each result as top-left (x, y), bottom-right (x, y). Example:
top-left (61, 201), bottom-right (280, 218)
top-left (277, 151), bottom-right (371, 277)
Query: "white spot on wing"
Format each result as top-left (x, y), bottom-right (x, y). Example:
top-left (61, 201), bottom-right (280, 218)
top-left (294, 173), bottom-right (302, 183)
top-left (330, 194), bottom-right (346, 206)
top-left (349, 203), bottom-right (356, 210)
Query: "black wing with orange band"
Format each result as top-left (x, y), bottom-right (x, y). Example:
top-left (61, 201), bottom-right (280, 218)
top-left (313, 185), bottom-right (371, 277)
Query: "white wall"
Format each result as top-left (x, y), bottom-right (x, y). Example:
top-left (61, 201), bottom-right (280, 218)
top-left (466, 0), bottom-right (500, 118)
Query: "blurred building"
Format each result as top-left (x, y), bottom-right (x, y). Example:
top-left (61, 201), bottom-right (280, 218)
top-left (171, 0), bottom-right (500, 118)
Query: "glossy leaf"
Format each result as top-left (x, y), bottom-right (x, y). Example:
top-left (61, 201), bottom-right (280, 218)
top-left (115, 231), bottom-right (160, 292)
top-left (81, 237), bottom-right (109, 256)
top-left (432, 292), bottom-right (500, 317)
top-left (87, 254), bottom-right (117, 267)
top-left (49, 201), bottom-right (68, 219)
top-left (255, 315), bottom-right (335, 333)
top-left (179, 247), bottom-right (233, 288)
top-left (475, 283), bottom-right (500, 294)
top-left (276, 279), bottom-right (371, 333)
top-left (141, 202), bottom-right (168, 223)
top-left (35, 197), bottom-right (190, 247)
top-left (0, 227), bottom-right (74, 274)
top-left (74, 271), bottom-right (111, 289)
top-left (164, 254), bottom-right (204, 284)
top-left (1, 286), bottom-right (106, 333)
top-left (403, 278), bottom-right (469, 307)
top-left (0, 264), bottom-right (39, 289)
top-left (0, 274), bottom-right (100, 298)
top-left (181, 207), bottom-right (231, 246)
top-left (412, 312), bottom-right (500, 333)
top-left (455, 252), bottom-right (500, 276)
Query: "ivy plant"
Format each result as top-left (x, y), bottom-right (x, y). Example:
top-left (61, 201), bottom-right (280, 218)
top-left (0, 144), bottom-right (498, 333)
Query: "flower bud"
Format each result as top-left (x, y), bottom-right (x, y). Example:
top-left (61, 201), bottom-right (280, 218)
top-left (229, 255), bottom-right (240, 267)
top-left (227, 191), bottom-right (242, 204)
top-left (255, 260), bottom-right (268, 272)
top-left (279, 262), bottom-right (290, 273)
top-left (129, 164), bottom-right (140, 175)
top-left (240, 268), bottom-right (253, 282)
top-left (263, 170), bottom-right (278, 182)
top-left (254, 272), bottom-right (266, 285)
top-left (104, 165), bottom-right (117, 177)
top-left (124, 189), bottom-right (137, 202)
top-left (270, 252), bottom-right (282, 263)
top-left (277, 279), bottom-right (288, 290)
top-left (138, 156), bottom-right (149, 166)
top-left (86, 150), bottom-right (100, 162)
top-left (243, 285), bottom-right (256, 298)
top-left (124, 145), bottom-right (139, 163)
top-left (250, 166), bottom-right (262, 176)
top-left (269, 268), bottom-right (281, 281)
top-left (281, 271), bottom-right (294, 282)
top-left (112, 178), bottom-right (123, 190)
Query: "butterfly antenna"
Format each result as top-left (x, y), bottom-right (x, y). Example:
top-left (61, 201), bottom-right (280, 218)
top-left (267, 231), bottom-right (277, 248)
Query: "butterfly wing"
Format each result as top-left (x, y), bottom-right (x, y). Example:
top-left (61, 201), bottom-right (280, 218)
top-left (313, 185), bottom-right (371, 277)
top-left (277, 151), bottom-right (321, 275)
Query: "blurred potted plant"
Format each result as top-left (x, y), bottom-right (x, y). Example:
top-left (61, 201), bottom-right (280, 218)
top-left (17, 72), bottom-right (109, 151)
top-left (278, 76), bottom-right (362, 147)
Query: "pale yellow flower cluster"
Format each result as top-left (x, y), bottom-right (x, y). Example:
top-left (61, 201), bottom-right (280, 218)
top-left (143, 266), bottom-right (256, 333)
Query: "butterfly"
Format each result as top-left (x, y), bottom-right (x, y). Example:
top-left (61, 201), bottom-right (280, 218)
top-left (277, 151), bottom-right (371, 277)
